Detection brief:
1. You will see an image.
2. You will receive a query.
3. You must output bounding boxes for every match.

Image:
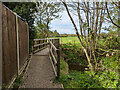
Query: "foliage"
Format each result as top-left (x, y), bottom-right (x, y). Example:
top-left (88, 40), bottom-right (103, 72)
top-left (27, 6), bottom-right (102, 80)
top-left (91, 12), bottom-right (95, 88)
top-left (13, 73), bottom-right (24, 88)
top-left (35, 1), bottom-right (63, 37)
top-left (98, 35), bottom-right (120, 49)
top-left (56, 37), bottom-right (120, 88)
top-left (62, 44), bottom-right (88, 65)
top-left (57, 54), bottom-right (120, 88)
top-left (53, 30), bottom-right (60, 37)
top-left (101, 54), bottom-right (120, 71)
top-left (60, 59), bottom-right (69, 75)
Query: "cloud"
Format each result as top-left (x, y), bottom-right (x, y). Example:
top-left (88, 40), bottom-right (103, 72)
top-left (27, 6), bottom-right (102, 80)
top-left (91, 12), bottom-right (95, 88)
top-left (50, 9), bottom-right (108, 34)
top-left (50, 11), bottom-right (79, 34)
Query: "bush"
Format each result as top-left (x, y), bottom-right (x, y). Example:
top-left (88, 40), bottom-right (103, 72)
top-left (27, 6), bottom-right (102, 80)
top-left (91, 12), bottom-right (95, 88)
top-left (62, 44), bottom-right (87, 65)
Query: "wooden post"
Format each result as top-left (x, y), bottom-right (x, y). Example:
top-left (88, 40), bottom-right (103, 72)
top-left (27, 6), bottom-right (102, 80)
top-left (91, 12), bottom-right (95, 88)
top-left (0, 2), bottom-right (2, 87)
top-left (52, 39), bottom-right (54, 52)
top-left (26, 23), bottom-right (29, 55)
top-left (15, 13), bottom-right (20, 75)
top-left (74, 40), bottom-right (75, 46)
top-left (56, 39), bottom-right (60, 79)
top-left (39, 40), bottom-right (41, 49)
top-left (61, 38), bottom-right (62, 46)
top-left (33, 40), bottom-right (35, 54)
top-left (43, 40), bottom-right (44, 47)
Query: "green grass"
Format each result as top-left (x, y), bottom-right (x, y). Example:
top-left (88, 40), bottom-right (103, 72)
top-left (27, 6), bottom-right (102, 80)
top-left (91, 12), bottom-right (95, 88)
top-left (60, 58), bottom-right (69, 75)
top-left (49, 36), bottom-right (81, 46)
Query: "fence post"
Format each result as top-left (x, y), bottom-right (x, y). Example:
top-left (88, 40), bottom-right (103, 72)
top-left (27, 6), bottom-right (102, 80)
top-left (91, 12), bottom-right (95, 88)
top-left (43, 40), bottom-right (44, 47)
top-left (46, 39), bottom-right (47, 46)
top-left (26, 23), bottom-right (29, 55)
top-left (39, 40), bottom-right (40, 49)
top-left (33, 40), bottom-right (35, 54)
top-left (56, 39), bottom-right (60, 79)
top-left (61, 38), bottom-right (62, 46)
top-left (15, 13), bottom-right (20, 76)
top-left (0, 2), bottom-right (2, 87)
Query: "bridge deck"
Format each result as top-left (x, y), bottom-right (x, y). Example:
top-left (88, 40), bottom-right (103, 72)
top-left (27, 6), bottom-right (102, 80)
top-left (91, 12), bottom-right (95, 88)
top-left (20, 48), bottom-right (62, 88)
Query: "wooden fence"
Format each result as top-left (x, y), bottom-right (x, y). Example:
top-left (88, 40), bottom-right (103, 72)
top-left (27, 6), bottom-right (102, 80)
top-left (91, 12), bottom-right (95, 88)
top-left (33, 38), bottom-right (60, 78)
top-left (0, 3), bottom-right (29, 87)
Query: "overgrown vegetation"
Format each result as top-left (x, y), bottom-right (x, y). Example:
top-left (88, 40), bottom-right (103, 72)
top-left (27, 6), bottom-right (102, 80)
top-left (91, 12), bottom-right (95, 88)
top-left (57, 40), bottom-right (120, 88)
top-left (61, 44), bottom-right (87, 65)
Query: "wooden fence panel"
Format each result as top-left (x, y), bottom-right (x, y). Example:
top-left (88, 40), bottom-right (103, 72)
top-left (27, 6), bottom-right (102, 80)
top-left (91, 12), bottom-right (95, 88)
top-left (2, 3), bottom-right (29, 86)
top-left (2, 5), bottom-right (17, 85)
top-left (18, 18), bottom-right (28, 69)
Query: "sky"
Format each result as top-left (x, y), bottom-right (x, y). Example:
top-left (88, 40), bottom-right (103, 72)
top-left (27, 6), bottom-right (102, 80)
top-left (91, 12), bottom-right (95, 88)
top-left (50, 8), bottom-right (110, 34)
top-left (50, 10), bottom-right (77, 34)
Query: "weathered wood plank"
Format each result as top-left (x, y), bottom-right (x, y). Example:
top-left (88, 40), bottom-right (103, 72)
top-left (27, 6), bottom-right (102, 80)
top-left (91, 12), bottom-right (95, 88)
top-left (15, 13), bottom-right (20, 75)
top-left (49, 48), bottom-right (57, 64)
top-left (2, 4), bottom-right (9, 85)
top-left (26, 23), bottom-right (29, 55)
top-left (34, 38), bottom-right (58, 41)
top-left (2, 3), bottom-right (29, 86)
top-left (49, 41), bottom-right (58, 51)
top-left (49, 53), bottom-right (57, 77)
top-left (34, 42), bottom-right (49, 48)
top-left (18, 17), bottom-right (28, 70)
top-left (0, 2), bottom-right (2, 87)
top-left (7, 7), bottom-right (17, 85)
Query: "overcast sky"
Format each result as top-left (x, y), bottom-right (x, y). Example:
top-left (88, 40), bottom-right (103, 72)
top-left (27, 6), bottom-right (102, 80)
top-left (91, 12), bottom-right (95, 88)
top-left (50, 9), bottom-right (110, 34)
top-left (50, 10), bottom-right (77, 34)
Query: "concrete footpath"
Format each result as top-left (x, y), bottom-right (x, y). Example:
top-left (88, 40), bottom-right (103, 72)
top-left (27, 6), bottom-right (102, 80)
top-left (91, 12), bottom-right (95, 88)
top-left (20, 48), bottom-right (62, 88)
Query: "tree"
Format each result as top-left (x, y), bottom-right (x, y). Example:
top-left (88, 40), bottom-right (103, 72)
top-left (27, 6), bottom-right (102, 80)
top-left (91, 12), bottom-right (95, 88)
top-left (35, 1), bottom-right (63, 37)
top-left (105, 1), bottom-right (120, 43)
top-left (62, 1), bottom-right (106, 71)
top-left (106, 2), bottom-right (120, 29)
top-left (54, 30), bottom-right (59, 36)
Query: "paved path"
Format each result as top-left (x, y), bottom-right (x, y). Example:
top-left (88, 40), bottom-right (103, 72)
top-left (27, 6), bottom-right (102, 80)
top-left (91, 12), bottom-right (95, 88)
top-left (21, 48), bottom-right (62, 88)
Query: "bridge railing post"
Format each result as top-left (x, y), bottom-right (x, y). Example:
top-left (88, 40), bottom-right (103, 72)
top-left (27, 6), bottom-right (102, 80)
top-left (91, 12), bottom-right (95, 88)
top-left (33, 40), bottom-right (35, 54)
top-left (39, 40), bottom-right (40, 49)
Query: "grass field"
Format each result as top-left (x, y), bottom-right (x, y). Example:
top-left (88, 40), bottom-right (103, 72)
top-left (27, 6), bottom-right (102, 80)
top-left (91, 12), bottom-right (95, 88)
top-left (50, 36), bottom-right (81, 46)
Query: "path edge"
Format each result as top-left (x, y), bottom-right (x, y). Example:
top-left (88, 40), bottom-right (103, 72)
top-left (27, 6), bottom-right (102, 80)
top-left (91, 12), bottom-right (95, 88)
top-left (18, 54), bottom-right (33, 88)
top-left (48, 52), bottom-right (64, 89)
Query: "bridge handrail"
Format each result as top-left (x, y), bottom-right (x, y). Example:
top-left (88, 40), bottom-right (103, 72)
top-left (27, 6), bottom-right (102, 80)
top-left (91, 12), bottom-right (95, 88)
top-left (34, 38), bottom-right (59, 41)
top-left (49, 48), bottom-right (57, 65)
top-left (34, 42), bottom-right (49, 48)
top-left (49, 40), bottom-right (58, 51)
